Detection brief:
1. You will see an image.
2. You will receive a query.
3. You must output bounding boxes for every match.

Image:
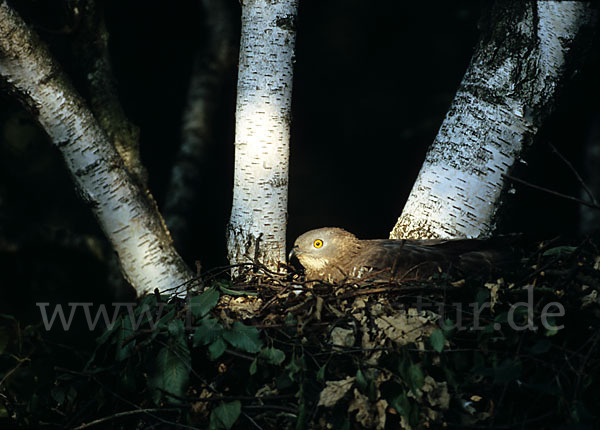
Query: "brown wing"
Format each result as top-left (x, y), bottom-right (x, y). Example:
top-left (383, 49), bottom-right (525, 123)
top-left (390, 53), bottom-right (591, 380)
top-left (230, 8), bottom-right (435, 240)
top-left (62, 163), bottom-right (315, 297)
top-left (349, 240), bottom-right (448, 280)
top-left (351, 238), bottom-right (515, 280)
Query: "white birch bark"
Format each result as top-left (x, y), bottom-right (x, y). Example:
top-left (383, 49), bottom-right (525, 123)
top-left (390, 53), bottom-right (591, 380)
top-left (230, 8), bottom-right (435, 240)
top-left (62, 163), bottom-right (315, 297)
top-left (227, 0), bottom-right (298, 274)
top-left (0, 2), bottom-right (195, 296)
top-left (391, 1), bottom-right (597, 240)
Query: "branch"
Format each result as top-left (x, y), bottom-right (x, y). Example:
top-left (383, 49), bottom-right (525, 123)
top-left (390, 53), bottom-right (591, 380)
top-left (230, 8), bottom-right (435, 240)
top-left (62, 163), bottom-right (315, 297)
top-left (548, 142), bottom-right (598, 205)
top-left (502, 173), bottom-right (600, 210)
top-left (71, 408), bottom-right (182, 430)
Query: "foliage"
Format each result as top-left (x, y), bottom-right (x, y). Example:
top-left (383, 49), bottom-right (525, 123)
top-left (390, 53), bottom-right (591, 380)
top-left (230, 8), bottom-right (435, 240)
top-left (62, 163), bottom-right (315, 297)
top-left (1, 240), bottom-right (600, 428)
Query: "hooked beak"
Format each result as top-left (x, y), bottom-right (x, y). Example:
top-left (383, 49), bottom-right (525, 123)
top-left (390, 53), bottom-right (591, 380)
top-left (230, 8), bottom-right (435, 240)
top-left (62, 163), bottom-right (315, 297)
top-left (288, 245), bottom-right (299, 262)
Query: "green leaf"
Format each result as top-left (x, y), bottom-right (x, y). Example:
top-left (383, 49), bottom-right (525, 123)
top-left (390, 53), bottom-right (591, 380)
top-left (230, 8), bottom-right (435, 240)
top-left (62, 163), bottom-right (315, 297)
top-left (284, 312), bottom-right (297, 325)
top-left (570, 400), bottom-right (594, 423)
top-left (168, 319), bottom-right (185, 338)
top-left (544, 317), bottom-right (560, 337)
top-left (249, 358), bottom-right (258, 375)
top-left (115, 315), bottom-right (135, 362)
top-left (218, 285), bottom-right (259, 297)
top-left (296, 400), bottom-right (307, 430)
top-left (222, 321), bottom-right (262, 353)
top-left (190, 288), bottom-right (220, 319)
top-left (96, 317), bottom-right (121, 346)
top-left (156, 308), bottom-right (176, 331)
top-left (543, 246), bottom-right (577, 258)
top-left (209, 400), bottom-right (241, 430)
top-left (440, 319), bottom-right (456, 337)
top-left (355, 369), bottom-right (368, 392)
top-left (285, 354), bottom-right (302, 380)
top-left (209, 338), bottom-right (227, 360)
top-left (389, 391), bottom-right (411, 420)
top-left (408, 364), bottom-right (424, 394)
top-left (317, 364), bottom-right (326, 382)
top-left (51, 387), bottom-right (65, 405)
top-left (193, 316), bottom-right (224, 347)
top-left (430, 329), bottom-right (445, 353)
top-left (148, 345), bottom-right (190, 404)
top-left (259, 347), bottom-right (285, 366)
top-left (475, 289), bottom-right (490, 306)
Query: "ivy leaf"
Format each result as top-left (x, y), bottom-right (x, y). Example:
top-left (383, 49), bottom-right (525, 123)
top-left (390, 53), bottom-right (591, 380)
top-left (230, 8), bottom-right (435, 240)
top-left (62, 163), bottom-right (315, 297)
top-left (430, 329), bottom-right (445, 353)
top-left (193, 316), bottom-right (224, 347)
top-left (222, 321), bottom-right (262, 353)
top-left (190, 288), bottom-right (220, 319)
top-left (259, 347), bottom-right (285, 366)
top-left (148, 345), bottom-right (190, 404)
top-left (209, 400), bottom-right (241, 430)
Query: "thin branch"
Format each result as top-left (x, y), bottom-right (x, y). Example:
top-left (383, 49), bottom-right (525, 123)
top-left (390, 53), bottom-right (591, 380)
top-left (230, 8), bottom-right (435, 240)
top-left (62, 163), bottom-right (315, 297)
top-left (71, 408), bottom-right (181, 430)
top-left (502, 173), bottom-right (600, 210)
top-left (0, 355), bottom-right (30, 387)
top-left (548, 142), bottom-right (598, 205)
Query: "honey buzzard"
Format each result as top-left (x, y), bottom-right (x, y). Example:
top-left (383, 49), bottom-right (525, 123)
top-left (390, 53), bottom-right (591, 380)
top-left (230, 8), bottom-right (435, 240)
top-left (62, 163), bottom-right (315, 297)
top-left (289, 227), bottom-right (512, 283)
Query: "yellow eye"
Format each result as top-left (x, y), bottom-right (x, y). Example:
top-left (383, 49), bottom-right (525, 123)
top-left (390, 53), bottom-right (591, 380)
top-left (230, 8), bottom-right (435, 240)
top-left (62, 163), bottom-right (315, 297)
top-left (313, 239), bottom-right (323, 248)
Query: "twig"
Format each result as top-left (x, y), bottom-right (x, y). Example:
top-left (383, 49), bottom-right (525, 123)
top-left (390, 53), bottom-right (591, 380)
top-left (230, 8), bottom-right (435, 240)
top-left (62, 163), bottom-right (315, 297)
top-left (242, 411), bottom-right (264, 430)
top-left (71, 408), bottom-right (181, 430)
top-left (0, 355), bottom-right (30, 387)
top-left (193, 394), bottom-right (295, 402)
top-left (549, 142), bottom-right (598, 205)
top-left (502, 173), bottom-right (600, 210)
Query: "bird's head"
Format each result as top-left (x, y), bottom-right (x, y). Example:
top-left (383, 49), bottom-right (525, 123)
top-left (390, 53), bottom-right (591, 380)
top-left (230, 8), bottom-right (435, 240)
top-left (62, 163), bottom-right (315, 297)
top-left (289, 227), bottom-right (360, 275)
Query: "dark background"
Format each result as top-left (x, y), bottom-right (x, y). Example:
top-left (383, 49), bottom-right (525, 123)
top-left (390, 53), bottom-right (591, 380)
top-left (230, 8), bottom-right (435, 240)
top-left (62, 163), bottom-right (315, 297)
top-left (1, 1), bottom-right (599, 304)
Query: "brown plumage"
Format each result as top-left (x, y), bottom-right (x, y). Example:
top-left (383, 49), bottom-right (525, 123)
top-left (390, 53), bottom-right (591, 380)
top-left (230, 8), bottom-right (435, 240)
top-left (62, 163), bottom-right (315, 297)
top-left (289, 227), bottom-right (513, 283)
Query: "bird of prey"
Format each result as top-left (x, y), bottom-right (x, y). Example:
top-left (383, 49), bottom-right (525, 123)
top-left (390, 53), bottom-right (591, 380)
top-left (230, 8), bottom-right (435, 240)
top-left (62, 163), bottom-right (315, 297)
top-left (289, 227), bottom-right (512, 283)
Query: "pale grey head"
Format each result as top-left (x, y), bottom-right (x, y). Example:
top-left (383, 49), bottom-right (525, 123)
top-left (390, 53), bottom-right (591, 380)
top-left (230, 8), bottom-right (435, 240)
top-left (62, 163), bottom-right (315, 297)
top-left (289, 227), bottom-right (361, 282)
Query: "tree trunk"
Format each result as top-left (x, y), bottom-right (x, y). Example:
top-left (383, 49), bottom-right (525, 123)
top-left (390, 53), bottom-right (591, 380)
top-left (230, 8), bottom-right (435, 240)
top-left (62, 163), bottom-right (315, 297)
top-left (165, 0), bottom-right (237, 253)
top-left (0, 3), bottom-right (195, 296)
top-left (391, 0), bottom-right (597, 240)
top-left (227, 0), bottom-right (298, 274)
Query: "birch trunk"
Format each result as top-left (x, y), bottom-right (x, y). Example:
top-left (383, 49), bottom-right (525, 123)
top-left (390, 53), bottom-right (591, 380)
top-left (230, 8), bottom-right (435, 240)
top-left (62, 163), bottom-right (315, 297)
top-left (391, 0), bottom-right (597, 240)
top-left (0, 3), bottom-right (195, 296)
top-left (227, 0), bottom-right (298, 274)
